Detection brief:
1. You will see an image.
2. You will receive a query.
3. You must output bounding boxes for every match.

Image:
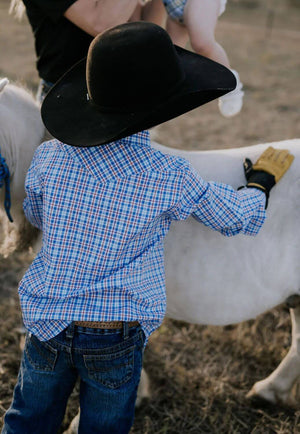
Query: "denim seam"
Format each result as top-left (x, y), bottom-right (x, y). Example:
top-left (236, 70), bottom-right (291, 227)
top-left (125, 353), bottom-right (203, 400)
top-left (84, 346), bottom-right (136, 389)
top-left (25, 334), bottom-right (58, 372)
top-left (69, 330), bottom-right (142, 355)
top-left (83, 345), bottom-right (135, 363)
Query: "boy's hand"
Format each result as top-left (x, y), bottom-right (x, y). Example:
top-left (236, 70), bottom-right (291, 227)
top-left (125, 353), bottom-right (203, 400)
top-left (250, 147), bottom-right (294, 182)
top-left (242, 147), bottom-right (294, 207)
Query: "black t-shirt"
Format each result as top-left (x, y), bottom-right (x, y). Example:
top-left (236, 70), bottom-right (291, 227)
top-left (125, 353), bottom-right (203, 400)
top-left (23, 0), bottom-right (93, 83)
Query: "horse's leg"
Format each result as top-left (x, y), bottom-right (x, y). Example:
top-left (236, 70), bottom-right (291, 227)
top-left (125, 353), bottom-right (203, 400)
top-left (247, 305), bottom-right (300, 405)
top-left (63, 411), bottom-right (80, 434)
top-left (136, 367), bottom-right (150, 406)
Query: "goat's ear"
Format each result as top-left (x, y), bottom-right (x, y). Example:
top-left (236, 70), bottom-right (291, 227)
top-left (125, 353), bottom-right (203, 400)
top-left (0, 78), bottom-right (9, 93)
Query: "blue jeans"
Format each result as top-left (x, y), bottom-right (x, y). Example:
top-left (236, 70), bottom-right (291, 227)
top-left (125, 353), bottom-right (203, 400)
top-left (2, 323), bottom-right (145, 434)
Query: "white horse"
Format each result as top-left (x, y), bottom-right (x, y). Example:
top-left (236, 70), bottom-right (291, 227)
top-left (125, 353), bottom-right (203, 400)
top-left (65, 139), bottom-right (300, 433)
top-left (0, 78), bottom-right (45, 256)
top-left (159, 139), bottom-right (300, 405)
top-left (1, 81), bottom-right (299, 432)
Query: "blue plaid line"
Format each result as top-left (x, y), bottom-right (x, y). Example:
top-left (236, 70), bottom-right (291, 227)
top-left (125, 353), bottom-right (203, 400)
top-left (163, 0), bottom-right (187, 22)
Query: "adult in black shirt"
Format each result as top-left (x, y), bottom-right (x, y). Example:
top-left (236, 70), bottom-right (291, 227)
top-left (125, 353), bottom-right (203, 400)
top-left (21, 0), bottom-right (165, 100)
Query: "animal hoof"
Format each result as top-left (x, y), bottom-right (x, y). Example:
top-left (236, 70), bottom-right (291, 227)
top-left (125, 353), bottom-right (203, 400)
top-left (246, 382), bottom-right (277, 405)
top-left (246, 382), bottom-right (294, 407)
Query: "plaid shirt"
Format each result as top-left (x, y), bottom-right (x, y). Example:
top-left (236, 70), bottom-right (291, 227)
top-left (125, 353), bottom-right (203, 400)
top-left (163, 0), bottom-right (186, 21)
top-left (20, 131), bottom-right (266, 342)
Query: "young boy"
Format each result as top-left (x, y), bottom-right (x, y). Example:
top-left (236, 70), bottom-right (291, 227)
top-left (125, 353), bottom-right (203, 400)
top-left (2, 22), bottom-right (293, 434)
top-left (163, 0), bottom-right (244, 117)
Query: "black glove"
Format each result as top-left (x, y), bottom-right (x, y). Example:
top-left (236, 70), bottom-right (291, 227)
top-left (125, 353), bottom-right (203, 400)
top-left (239, 147), bottom-right (294, 209)
top-left (242, 157), bottom-right (275, 208)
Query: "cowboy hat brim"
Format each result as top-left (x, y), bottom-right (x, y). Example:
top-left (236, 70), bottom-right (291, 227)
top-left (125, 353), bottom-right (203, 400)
top-left (41, 46), bottom-right (236, 147)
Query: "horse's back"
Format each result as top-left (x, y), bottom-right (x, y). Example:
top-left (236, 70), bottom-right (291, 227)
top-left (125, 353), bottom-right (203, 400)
top-left (156, 139), bottom-right (300, 325)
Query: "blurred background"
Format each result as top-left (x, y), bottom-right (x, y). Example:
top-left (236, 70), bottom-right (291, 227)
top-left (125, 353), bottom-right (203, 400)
top-left (1, 0), bottom-right (300, 150)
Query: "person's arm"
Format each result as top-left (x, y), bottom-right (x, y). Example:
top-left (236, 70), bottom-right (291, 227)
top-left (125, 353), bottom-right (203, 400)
top-left (23, 149), bottom-right (43, 230)
top-left (168, 147), bottom-right (294, 237)
top-left (169, 162), bottom-right (267, 237)
top-left (240, 147), bottom-right (294, 209)
top-left (191, 181), bottom-right (266, 237)
top-left (64, 0), bottom-right (139, 36)
top-left (140, 0), bottom-right (166, 26)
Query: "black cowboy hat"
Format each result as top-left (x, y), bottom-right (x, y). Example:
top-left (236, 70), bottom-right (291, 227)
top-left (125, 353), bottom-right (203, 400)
top-left (41, 21), bottom-right (236, 147)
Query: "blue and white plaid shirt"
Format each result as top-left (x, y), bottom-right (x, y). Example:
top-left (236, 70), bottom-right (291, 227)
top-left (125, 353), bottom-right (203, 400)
top-left (163, 0), bottom-right (187, 22)
top-left (20, 131), bottom-right (266, 342)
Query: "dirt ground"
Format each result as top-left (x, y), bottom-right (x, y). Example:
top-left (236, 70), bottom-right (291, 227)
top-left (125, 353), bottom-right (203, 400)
top-left (0, 0), bottom-right (300, 432)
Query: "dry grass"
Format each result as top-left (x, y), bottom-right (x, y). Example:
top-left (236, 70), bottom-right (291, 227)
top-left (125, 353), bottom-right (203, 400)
top-left (0, 0), bottom-right (300, 432)
top-left (132, 315), bottom-right (300, 433)
top-left (1, 273), bottom-right (299, 433)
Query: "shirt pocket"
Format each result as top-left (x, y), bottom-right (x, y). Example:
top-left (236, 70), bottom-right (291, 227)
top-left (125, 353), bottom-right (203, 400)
top-left (25, 332), bottom-right (58, 372)
top-left (84, 344), bottom-right (135, 390)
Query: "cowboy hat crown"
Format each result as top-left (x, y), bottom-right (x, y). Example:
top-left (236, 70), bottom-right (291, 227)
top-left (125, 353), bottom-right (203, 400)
top-left (87, 23), bottom-right (185, 112)
top-left (42, 21), bottom-right (236, 147)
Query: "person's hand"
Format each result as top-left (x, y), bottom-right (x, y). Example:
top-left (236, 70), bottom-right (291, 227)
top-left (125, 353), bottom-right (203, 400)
top-left (242, 147), bottom-right (294, 207)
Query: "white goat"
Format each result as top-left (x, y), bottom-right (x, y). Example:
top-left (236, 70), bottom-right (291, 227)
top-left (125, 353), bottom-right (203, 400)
top-left (0, 78), bottom-right (45, 255)
top-left (1, 82), bottom-right (299, 431)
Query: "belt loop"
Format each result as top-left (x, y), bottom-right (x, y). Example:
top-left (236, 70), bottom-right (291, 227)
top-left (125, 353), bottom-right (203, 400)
top-left (66, 323), bottom-right (75, 339)
top-left (123, 322), bottom-right (129, 340)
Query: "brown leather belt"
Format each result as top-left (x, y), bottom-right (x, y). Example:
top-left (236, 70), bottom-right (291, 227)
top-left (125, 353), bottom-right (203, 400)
top-left (73, 321), bottom-right (140, 329)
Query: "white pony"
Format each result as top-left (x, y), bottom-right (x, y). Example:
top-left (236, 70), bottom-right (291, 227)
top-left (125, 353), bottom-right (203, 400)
top-left (160, 139), bottom-right (300, 405)
top-left (1, 81), bottom-right (299, 432)
top-left (65, 139), bottom-right (300, 433)
top-left (0, 78), bottom-right (45, 255)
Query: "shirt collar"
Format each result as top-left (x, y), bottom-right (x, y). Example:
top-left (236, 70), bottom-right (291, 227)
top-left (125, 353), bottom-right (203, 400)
top-left (58, 130), bottom-right (152, 182)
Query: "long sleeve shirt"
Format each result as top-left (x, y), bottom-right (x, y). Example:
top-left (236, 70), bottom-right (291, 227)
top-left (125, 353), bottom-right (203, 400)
top-left (20, 131), bottom-right (266, 342)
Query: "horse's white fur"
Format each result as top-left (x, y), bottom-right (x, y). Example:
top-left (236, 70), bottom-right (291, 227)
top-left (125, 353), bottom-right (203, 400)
top-left (156, 139), bottom-right (300, 406)
top-left (154, 140), bottom-right (300, 404)
top-left (65, 139), bottom-right (300, 433)
top-left (0, 79), bottom-right (45, 255)
top-left (1, 82), bottom-right (299, 432)
top-left (157, 140), bottom-right (300, 325)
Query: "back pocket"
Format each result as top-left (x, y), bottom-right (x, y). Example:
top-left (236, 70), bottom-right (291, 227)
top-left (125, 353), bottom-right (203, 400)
top-left (84, 345), bottom-right (135, 389)
top-left (25, 333), bottom-right (57, 372)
